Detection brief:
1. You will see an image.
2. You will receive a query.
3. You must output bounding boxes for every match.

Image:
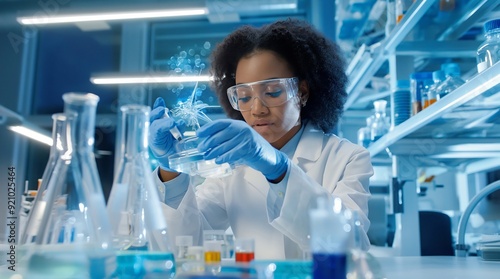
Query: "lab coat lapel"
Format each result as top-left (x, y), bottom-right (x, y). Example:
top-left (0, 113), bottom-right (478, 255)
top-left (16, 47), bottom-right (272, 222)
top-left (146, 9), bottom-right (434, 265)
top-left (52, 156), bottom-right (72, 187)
top-left (243, 167), bottom-right (271, 197)
top-left (243, 122), bottom-right (323, 187)
top-left (292, 122), bottom-right (323, 166)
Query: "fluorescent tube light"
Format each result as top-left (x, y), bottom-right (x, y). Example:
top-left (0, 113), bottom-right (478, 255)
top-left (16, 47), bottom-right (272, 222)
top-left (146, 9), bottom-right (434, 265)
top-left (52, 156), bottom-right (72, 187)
top-left (91, 75), bottom-right (212, 85)
top-left (17, 8), bottom-right (208, 25)
top-left (260, 4), bottom-right (297, 10)
top-left (8, 125), bottom-right (53, 146)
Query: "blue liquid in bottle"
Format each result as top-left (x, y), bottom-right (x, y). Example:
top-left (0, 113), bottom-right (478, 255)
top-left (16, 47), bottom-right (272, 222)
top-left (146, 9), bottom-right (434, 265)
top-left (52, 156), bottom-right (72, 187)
top-left (312, 253), bottom-right (347, 279)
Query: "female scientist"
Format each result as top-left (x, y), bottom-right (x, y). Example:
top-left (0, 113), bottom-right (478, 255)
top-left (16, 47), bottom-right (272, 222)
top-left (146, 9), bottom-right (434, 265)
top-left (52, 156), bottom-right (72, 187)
top-left (149, 18), bottom-right (373, 259)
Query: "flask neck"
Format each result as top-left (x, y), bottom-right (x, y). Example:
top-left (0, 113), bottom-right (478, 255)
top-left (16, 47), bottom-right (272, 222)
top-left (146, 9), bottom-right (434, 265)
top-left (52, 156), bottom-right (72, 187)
top-left (50, 113), bottom-right (75, 158)
top-left (120, 105), bottom-right (150, 158)
top-left (62, 93), bottom-right (100, 152)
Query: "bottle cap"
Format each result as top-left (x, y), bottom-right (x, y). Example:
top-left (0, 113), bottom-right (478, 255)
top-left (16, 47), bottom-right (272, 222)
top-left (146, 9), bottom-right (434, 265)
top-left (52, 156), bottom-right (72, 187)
top-left (410, 72), bottom-right (433, 81)
top-left (396, 80), bottom-right (410, 89)
top-left (484, 19), bottom-right (500, 33)
top-left (441, 63), bottom-right (461, 77)
top-left (432, 70), bottom-right (445, 83)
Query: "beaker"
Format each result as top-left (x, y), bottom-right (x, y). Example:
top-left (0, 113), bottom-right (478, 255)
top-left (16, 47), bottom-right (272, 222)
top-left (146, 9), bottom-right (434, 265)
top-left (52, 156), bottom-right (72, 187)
top-left (107, 104), bottom-right (175, 278)
top-left (23, 93), bottom-right (114, 279)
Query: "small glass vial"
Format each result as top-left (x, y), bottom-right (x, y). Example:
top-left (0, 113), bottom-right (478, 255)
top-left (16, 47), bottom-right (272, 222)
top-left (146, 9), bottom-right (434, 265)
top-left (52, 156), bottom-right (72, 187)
top-left (477, 19), bottom-right (500, 73)
top-left (357, 116), bottom-right (373, 148)
top-left (176, 235), bottom-right (193, 260)
top-left (370, 100), bottom-right (389, 142)
top-left (410, 72), bottom-right (433, 115)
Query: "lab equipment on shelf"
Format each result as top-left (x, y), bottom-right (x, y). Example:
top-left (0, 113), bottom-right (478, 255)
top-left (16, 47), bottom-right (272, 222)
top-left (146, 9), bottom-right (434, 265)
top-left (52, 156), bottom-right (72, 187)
top-left (424, 70), bottom-right (445, 109)
top-left (370, 100), bottom-right (390, 142)
top-left (410, 72), bottom-right (433, 115)
top-left (395, 0), bottom-right (412, 23)
top-left (107, 104), bottom-right (175, 278)
top-left (477, 18), bottom-right (500, 73)
top-left (22, 93), bottom-right (115, 279)
top-left (357, 116), bottom-right (373, 148)
top-left (392, 80), bottom-right (411, 126)
top-left (435, 63), bottom-right (465, 100)
top-left (385, 0), bottom-right (396, 37)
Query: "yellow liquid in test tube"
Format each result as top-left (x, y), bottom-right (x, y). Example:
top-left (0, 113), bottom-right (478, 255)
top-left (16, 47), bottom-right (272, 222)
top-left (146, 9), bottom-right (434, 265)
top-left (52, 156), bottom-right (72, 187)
top-left (204, 251), bottom-right (221, 263)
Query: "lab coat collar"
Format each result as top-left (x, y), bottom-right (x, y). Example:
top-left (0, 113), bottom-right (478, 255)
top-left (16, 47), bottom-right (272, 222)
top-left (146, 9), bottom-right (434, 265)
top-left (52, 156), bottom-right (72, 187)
top-left (292, 121), bottom-right (323, 164)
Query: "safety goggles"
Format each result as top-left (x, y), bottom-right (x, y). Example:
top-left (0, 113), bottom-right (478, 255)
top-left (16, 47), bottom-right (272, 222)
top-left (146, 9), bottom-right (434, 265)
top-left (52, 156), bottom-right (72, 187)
top-left (227, 77), bottom-right (299, 111)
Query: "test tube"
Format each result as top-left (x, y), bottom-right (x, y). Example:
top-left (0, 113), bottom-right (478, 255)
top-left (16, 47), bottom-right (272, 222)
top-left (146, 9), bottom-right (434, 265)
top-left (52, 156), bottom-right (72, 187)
top-left (163, 108), bottom-right (183, 141)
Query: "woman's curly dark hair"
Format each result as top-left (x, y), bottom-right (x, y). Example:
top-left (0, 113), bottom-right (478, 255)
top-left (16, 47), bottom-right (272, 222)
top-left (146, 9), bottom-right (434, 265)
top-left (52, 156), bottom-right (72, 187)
top-left (210, 18), bottom-right (348, 133)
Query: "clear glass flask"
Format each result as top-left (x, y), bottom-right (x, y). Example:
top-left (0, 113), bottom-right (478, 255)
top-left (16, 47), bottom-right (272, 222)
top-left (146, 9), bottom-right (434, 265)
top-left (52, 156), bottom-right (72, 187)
top-left (477, 19), bottom-right (500, 73)
top-left (23, 93), bottom-right (114, 279)
top-left (21, 113), bottom-right (75, 245)
top-left (107, 104), bottom-right (175, 278)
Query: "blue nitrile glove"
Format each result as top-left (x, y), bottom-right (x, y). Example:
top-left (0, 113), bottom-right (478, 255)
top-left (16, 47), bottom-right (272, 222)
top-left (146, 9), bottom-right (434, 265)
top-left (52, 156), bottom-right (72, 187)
top-left (148, 97), bottom-right (182, 170)
top-left (196, 119), bottom-right (289, 181)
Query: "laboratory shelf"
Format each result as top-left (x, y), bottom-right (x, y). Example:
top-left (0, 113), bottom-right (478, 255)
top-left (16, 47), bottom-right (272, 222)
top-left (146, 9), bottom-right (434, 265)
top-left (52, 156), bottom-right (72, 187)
top-left (436, 0), bottom-right (500, 41)
top-left (367, 61), bottom-right (500, 163)
top-left (344, 0), bottom-right (437, 109)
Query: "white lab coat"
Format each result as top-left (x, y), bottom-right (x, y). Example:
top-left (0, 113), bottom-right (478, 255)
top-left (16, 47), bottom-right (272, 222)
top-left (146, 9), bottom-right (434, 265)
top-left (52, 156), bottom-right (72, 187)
top-left (156, 121), bottom-right (373, 259)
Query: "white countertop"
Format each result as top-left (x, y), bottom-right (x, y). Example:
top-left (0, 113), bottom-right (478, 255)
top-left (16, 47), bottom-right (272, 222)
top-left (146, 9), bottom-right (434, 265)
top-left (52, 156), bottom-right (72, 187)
top-left (375, 256), bottom-right (500, 279)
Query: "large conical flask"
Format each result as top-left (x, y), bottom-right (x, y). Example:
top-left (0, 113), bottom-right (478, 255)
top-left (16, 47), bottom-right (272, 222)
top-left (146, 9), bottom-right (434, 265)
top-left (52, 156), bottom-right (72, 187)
top-left (23, 93), bottom-right (114, 279)
top-left (107, 104), bottom-right (175, 278)
top-left (21, 113), bottom-right (75, 245)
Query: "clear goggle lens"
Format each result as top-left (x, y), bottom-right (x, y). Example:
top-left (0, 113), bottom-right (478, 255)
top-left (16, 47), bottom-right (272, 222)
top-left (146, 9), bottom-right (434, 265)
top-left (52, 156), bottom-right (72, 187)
top-left (227, 77), bottom-right (299, 111)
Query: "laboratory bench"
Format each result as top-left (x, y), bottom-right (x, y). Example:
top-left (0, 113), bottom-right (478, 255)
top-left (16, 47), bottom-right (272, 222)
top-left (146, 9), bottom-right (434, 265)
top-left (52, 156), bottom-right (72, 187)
top-left (3, 252), bottom-right (500, 279)
top-left (375, 256), bottom-right (500, 279)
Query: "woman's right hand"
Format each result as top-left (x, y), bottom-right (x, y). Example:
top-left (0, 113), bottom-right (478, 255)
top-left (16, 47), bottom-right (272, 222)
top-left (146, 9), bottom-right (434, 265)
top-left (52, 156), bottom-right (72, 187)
top-left (148, 97), bottom-right (180, 170)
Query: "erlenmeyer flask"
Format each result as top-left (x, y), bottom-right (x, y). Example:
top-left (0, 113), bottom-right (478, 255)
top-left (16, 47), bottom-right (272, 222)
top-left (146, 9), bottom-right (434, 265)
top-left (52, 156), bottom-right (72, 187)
top-left (107, 104), bottom-right (175, 278)
top-left (21, 113), bottom-right (75, 245)
top-left (23, 93), bottom-right (114, 279)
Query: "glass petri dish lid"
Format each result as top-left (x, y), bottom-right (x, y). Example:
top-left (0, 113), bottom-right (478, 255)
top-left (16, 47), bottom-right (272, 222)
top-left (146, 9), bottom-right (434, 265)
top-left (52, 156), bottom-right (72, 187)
top-left (168, 148), bottom-right (233, 178)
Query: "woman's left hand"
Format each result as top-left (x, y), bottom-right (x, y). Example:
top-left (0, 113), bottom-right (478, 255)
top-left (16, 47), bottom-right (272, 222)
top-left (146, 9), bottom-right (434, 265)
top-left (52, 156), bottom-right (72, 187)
top-left (196, 119), bottom-right (289, 181)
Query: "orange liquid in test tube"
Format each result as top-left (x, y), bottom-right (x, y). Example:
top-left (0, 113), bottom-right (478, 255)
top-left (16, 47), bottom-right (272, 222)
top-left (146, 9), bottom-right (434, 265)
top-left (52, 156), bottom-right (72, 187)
top-left (235, 251), bottom-right (254, 263)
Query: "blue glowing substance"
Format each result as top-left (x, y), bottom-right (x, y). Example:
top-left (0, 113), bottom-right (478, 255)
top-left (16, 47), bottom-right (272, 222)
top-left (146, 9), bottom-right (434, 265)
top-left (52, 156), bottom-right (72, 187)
top-left (115, 251), bottom-right (176, 279)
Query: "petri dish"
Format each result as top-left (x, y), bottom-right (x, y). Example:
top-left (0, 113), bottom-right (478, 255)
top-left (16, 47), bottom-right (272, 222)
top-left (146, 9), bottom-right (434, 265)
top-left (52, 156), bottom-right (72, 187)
top-left (168, 148), bottom-right (233, 178)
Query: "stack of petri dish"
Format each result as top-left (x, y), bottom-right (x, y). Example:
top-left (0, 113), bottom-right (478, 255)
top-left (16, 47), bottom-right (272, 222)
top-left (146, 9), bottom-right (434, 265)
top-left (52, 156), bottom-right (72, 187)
top-left (393, 80), bottom-right (412, 126)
